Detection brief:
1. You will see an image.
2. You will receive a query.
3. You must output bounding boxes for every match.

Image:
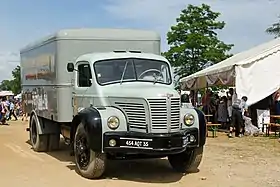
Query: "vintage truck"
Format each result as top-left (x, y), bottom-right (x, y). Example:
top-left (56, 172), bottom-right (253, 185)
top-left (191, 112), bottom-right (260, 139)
top-left (20, 28), bottom-right (206, 179)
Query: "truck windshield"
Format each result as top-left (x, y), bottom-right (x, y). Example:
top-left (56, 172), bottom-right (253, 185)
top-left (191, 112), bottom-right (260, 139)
top-left (94, 58), bottom-right (172, 85)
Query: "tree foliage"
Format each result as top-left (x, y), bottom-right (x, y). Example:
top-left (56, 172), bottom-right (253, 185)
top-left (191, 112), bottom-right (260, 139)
top-left (0, 65), bottom-right (21, 94)
top-left (163, 4), bottom-right (233, 80)
top-left (266, 16), bottom-right (280, 38)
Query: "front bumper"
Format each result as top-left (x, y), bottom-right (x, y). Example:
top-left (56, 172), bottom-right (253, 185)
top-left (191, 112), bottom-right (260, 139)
top-left (103, 128), bottom-right (199, 155)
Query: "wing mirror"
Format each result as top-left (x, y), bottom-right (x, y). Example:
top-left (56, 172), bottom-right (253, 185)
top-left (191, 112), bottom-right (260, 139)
top-left (67, 62), bottom-right (74, 72)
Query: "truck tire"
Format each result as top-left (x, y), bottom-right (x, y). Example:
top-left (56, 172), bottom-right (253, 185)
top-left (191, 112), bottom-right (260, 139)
top-left (29, 115), bottom-right (49, 152)
top-left (74, 123), bottom-right (106, 179)
top-left (168, 146), bottom-right (203, 173)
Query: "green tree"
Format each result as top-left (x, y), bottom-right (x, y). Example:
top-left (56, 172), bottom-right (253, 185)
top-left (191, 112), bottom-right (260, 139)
top-left (0, 80), bottom-right (13, 91)
top-left (266, 16), bottom-right (280, 38)
top-left (0, 65), bottom-right (21, 94)
top-left (11, 65), bottom-right (21, 94)
top-left (163, 4), bottom-right (233, 80)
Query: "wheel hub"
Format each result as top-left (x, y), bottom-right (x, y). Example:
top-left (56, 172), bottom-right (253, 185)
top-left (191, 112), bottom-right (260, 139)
top-left (75, 137), bottom-right (90, 168)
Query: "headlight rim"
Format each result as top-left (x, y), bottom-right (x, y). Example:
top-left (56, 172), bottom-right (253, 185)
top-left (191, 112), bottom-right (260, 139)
top-left (107, 116), bottom-right (120, 130)
top-left (184, 113), bottom-right (195, 126)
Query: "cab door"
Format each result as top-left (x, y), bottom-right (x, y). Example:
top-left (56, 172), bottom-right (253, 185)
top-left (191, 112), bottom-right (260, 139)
top-left (72, 61), bottom-right (93, 115)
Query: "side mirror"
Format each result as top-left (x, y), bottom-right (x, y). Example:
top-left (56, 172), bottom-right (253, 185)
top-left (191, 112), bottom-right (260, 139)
top-left (67, 63), bottom-right (74, 72)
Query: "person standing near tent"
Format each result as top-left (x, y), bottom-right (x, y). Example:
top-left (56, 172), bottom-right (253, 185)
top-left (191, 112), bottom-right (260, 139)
top-left (227, 88), bottom-right (237, 123)
top-left (229, 98), bottom-right (242, 138)
top-left (202, 89), bottom-right (211, 113)
top-left (273, 91), bottom-right (280, 114)
top-left (229, 95), bottom-right (248, 138)
top-left (240, 96), bottom-right (249, 135)
top-left (218, 96), bottom-right (228, 129)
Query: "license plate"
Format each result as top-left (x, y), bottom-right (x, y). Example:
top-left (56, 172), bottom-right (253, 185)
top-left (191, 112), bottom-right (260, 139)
top-left (120, 137), bottom-right (152, 149)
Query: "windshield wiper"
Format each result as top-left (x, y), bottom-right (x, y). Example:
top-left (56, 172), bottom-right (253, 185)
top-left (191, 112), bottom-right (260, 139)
top-left (120, 61), bottom-right (128, 85)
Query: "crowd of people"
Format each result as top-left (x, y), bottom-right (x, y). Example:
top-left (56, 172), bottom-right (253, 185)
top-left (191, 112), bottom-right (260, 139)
top-left (0, 96), bottom-right (22, 125)
top-left (200, 88), bottom-right (250, 138)
top-left (180, 88), bottom-right (255, 138)
top-left (180, 87), bottom-right (280, 143)
top-left (180, 86), bottom-right (280, 140)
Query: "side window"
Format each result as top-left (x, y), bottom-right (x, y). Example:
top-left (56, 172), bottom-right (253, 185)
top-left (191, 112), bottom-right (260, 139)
top-left (77, 63), bottom-right (92, 87)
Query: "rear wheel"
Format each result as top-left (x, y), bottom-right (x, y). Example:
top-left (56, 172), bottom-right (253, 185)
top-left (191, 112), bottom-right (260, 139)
top-left (168, 147), bottom-right (203, 173)
top-left (74, 123), bottom-right (106, 179)
top-left (29, 115), bottom-right (48, 152)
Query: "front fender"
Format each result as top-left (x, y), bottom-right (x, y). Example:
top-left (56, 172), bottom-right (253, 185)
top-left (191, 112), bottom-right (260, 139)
top-left (194, 108), bottom-right (207, 147)
top-left (97, 107), bottom-right (127, 133)
top-left (74, 107), bottom-right (127, 152)
top-left (180, 107), bottom-right (200, 130)
top-left (180, 107), bottom-right (206, 147)
top-left (75, 107), bottom-right (103, 152)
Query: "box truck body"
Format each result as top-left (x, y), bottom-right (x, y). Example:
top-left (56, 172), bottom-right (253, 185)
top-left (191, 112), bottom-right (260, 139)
top-left (21, 28), bottom-right (161, 122)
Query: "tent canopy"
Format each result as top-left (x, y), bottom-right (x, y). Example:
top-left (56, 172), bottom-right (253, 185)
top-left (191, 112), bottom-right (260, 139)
top-left (180, 37), bottom-right (280, 90)
top-left (0, 91), bottom-right (14, 97)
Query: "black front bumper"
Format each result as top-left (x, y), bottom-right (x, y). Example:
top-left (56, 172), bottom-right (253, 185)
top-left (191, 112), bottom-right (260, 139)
top-left (103, 128), bottom-right (199, 155)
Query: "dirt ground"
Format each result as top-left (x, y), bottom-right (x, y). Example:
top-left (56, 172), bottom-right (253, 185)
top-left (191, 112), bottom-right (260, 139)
top-left (0, 120), bottom-right (280, 187)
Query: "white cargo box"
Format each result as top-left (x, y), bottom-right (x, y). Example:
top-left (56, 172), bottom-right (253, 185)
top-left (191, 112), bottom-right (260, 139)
top-left (20, 28), bottom-right (161, 122)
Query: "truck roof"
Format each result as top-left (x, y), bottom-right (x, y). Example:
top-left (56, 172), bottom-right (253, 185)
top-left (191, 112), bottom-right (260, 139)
top-left (76, 52), bottom-right (167, 63)
top-left (20, 28), bottom-right (160, 53)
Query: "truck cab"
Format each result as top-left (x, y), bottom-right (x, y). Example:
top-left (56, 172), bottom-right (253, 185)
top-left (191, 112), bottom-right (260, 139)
top-left (66, 51), bottom-right (206, 179)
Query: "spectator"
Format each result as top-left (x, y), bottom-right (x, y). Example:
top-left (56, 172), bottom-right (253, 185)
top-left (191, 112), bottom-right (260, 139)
top-left (240, 96), bottom-right (248, 135)
top-left (4, 98), bottom-right (10, 120)
top-left (15, 101), bottom-right (20, 116)
top-left (8, 100), bottom-right (18, 121)
top-left (241, 96), bottom-right (249, 116)
top-left (217, 96), bottom-right (228, 129)
top-left (229, 96), bottom-right (248, 138)
top-left (0, 98), bottom-right (8, 125)
top-left (274, 92), bottom-right (280, 115)
top-left (229, 98), bottom-right (242, 138)
top-left (202, 89), bottom-right (211, 114)
top-left (227, 88), bottom-right (237, 123)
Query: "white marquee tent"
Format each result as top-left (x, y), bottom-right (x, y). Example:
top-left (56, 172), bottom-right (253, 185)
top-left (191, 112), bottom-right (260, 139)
top-left (180, 37), bottom-right (280, 106)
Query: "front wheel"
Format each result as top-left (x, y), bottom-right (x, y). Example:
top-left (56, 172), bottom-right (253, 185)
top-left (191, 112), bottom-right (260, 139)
top-left (168, 146), bottom-right (203, 173)
top-left (74, 123), bottom-right (106, 179)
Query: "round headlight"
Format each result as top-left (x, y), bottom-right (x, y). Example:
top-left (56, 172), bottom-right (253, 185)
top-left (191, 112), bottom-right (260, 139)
top-left (184, 114), bottom-right (194, 126)
top-left (107, 116), bottom-right (119, 130)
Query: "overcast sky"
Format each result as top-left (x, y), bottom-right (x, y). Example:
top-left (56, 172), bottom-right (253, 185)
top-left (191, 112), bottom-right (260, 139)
top-left (0, 0), bottom-right (279, 80)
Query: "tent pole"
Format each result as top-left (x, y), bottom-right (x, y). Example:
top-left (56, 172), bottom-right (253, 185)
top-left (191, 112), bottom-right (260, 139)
top-left (206, 82), bottom-right (211, 122)
top-left (206, 83), bottom-right (209, 116)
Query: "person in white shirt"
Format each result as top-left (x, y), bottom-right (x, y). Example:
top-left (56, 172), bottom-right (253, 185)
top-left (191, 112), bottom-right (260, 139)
top-left (8, 100), bottom-right (18, 121)
top-left (228, 96), bottom-right (248, 138)
top-left (240, 96), bottom-right (248, 116)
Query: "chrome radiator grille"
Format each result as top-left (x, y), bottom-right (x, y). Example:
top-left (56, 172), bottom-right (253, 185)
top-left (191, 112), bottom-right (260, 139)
top-left (115, 102), bottom-right (147, 132)
top-left (148, 99), bottom-right (167, 130)
top-left (148, 98), bottom-right (180, 132)
top-left (115, 97), bottom-right (181, 133)
top-left (170, 98), bottom-right (180, 131)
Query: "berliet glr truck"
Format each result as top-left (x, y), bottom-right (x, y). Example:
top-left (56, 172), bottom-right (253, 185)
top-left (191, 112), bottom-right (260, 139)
top-left (21, 28), bottom-right (206, 179)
